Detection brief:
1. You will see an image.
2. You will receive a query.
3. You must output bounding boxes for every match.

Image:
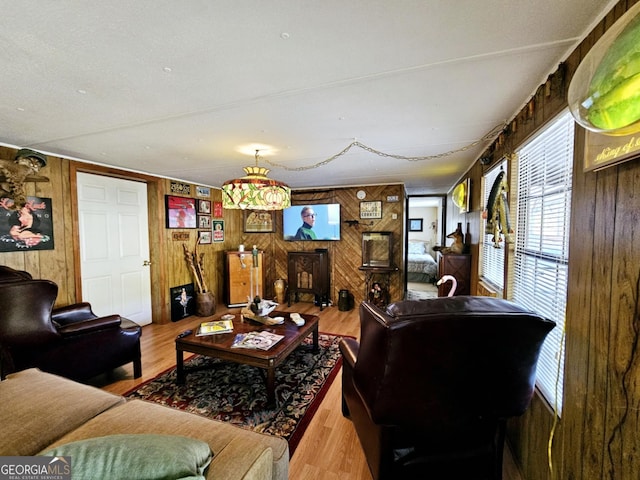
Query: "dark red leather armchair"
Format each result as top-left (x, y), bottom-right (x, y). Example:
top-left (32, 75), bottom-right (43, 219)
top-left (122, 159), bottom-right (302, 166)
top-left (340, 297), bottom-right (556, 480)
top-left (0, 267), bottom-right (142, 381)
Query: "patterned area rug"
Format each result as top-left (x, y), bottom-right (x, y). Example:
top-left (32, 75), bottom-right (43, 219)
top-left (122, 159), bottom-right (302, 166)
top-left (125, 333), bottom-right (344, 455)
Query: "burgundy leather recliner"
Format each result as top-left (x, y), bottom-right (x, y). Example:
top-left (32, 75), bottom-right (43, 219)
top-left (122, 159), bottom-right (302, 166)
top-left (0, 266), bottom-right (142, 381)
top-left (340, 296), bottom-right (556, 480)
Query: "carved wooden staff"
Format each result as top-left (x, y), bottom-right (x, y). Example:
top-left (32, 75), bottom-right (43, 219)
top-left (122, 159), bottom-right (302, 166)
top-left (182, 240), bottom-right (209, 293)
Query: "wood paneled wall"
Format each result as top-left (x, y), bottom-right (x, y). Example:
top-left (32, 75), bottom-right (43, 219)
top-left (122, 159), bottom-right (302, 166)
top-left (0, 147), bottom-right (404, 322)
top-left (224, 185), bottom-right (406, 306)
top-left (454, 1), bottom-right (640, 478)
top-left (0, 147), bottom-right (77, 305)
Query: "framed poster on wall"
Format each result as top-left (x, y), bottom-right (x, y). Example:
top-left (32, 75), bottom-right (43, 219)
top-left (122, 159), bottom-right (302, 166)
top-left (165, 195), bottom-right (196, 229)
top-left (0, 196), bottom-right (55, 251)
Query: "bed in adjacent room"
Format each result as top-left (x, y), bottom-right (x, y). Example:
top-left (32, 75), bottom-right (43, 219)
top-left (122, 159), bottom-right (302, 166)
top-left (407, 240), bottom-right (438, 283)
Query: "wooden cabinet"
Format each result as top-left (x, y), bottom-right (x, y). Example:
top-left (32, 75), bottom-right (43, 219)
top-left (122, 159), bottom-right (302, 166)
top-left (226, 250), bottom-right (264, 307)
top-left (437, 254), bottom-right (471, 296)
top-left (287, 250), bottom-right (330, 310)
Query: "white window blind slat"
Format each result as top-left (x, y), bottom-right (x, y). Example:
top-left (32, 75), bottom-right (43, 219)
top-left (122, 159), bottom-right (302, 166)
top-left (512, 110), bottom-right (573, 415)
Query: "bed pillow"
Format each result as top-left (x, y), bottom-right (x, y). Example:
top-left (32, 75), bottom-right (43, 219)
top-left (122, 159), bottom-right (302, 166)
top-left (408, 241), bottom-right (426, 255)
top-left (41, 434), bottom-right (213, 480)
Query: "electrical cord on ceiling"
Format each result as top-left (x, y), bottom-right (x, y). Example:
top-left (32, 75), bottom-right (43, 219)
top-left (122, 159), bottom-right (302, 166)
top-left (264, 122), bottom-right (507, 171)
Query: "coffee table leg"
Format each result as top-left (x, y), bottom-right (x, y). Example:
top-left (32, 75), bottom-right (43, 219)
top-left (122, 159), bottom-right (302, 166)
top-left (266, 367), bottom-right (276, 405)
top-left (176, 349), bottom-right (185, 384)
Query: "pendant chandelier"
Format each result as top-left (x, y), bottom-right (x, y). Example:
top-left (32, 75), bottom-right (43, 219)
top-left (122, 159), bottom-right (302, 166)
top-left (222, 150), bottom-right (291, 210)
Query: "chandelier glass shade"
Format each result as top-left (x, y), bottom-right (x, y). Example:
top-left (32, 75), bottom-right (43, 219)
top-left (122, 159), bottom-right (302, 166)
top-left (222, 152), bottom-right (291, 210)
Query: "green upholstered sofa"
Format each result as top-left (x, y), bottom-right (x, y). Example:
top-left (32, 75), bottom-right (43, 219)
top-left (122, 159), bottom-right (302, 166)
top-left (0, 368), bottom-right (289, 480)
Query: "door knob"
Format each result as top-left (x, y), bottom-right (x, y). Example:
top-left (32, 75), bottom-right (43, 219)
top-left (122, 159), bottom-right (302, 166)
top-left (143, 260), bottom-right (152, 266)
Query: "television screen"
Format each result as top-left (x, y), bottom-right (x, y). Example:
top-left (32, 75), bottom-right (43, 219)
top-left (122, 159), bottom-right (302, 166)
top-left (283, 204), bottom-right (341, 241)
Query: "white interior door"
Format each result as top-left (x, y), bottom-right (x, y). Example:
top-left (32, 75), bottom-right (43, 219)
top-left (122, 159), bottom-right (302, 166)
top-left (77, 173), bottom-right (152, 326)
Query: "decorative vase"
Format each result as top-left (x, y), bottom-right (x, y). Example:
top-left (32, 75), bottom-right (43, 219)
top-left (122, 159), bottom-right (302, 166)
top-left (274, 279), bottom-right (285, 304)
top-left (196, 291), bottom-right (215, 317)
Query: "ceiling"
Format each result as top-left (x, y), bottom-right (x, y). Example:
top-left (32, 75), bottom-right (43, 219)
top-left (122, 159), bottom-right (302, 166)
top-left (0, 1), bottom-right (615, 195)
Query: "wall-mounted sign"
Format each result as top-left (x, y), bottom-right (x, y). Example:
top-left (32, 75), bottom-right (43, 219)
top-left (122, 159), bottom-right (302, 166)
top-left (585, 130), bottom-right (640, 172)
top-left (213, 220), bottom-right (224, 242)
top-left (170, 181), bottom-right (191, 195)
top-left (213, 201), bottom-right (223, 218)
top-left (172, 232), bottom-right (190, 241)
top-left (196, 186), bottom-right (210, 197)
top-left (360, 201), bottom-right (382, 219)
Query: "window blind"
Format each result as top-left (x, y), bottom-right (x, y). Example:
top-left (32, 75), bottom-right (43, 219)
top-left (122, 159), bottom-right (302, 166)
top-left (480, 161), bottom-right (507, 290)
top-left (512, 110), bottom-right (573, 415)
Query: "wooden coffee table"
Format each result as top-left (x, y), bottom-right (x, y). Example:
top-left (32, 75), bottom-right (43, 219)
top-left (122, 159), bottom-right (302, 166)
top-left (175, 311), bottom-right (319, 405)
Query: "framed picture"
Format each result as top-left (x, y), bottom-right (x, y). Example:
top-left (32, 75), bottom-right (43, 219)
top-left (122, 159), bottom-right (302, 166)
top-left (243, 210), bottom-right (275, 233)
top-left (165, 195), bottom-right (196, 229)
top-left (198, 230), bottom-right (212, 244)
top-left (0, 196), bottom-right (55, 251)
top-left (196, 186), bottom-right (211, 198)
top-left (212, 220), bottom-right (224, 242)
top-left (197, 199), bottom-right (211, 214)
top-left (170, 283), bottom-right (195, 321)
top-left (360, 201), bottom-right (382, 219)
top-left (213, 201), bottom-right (223, 218)
top-left (409, 218), bottom-right (423, 232)
top-left (198, 214), bottom-right (211, 229)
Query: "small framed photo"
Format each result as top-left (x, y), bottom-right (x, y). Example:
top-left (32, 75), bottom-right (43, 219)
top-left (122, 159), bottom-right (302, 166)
top-left (196, 186), bottom-right (211, 198)
top-left (198, 199), bottom-right (211, 214)
top-left (198, 215), bottom-right (211, 229)
top-left (409, 218), bottom-right (423, 232)
top-left (243, 210), bottom-right (275, 233)
top-left (198, 230), bottom-right (212, 244)
top-left (360, 200), bottom-right (382, 219)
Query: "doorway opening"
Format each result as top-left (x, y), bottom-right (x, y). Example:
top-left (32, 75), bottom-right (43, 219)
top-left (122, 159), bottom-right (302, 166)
top-left (405, 195), bottom-right (446, 300)
top-left (70, 162), bottom-right (163, 325)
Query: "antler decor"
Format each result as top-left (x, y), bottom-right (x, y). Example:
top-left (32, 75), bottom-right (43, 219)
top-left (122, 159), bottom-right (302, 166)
top-left (182, 239), bottom-right (209, 294)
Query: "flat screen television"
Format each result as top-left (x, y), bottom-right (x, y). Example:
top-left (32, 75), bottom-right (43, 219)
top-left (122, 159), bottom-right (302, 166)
top-left (283, 204), bottom-right (341, 241)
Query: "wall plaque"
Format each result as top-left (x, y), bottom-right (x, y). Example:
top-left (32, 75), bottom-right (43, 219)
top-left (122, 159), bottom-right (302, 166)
top-left (585, 130), bottom-right (640, 172)
top-left (170, 181), bottom-right (191, 195)
top-left (172, 232), bottom-right (190, 241)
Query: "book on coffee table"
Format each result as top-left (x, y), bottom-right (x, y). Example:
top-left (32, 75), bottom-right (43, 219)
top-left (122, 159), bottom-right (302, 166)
top-left (197, 319), bottom-right (234, 336)
top-left (231, 331), bottom-right (284, 350)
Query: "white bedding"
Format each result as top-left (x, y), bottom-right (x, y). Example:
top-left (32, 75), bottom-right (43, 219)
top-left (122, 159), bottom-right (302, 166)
top-left (407, 241), bottom-right (437, 282)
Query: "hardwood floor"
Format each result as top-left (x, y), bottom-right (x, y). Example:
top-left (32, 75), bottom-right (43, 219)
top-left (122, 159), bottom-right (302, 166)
top-left (100, 301), bottom-right (523, 480)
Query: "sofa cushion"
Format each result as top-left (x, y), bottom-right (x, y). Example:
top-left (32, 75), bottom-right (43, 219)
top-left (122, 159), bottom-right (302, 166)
top-left (41, 434), bottom-right (213, 480)
top-left (44, 399), bottom-right (289, 480)
top-left (0, 368), bottom-right (124, 456)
